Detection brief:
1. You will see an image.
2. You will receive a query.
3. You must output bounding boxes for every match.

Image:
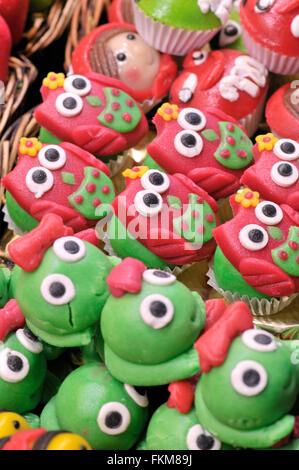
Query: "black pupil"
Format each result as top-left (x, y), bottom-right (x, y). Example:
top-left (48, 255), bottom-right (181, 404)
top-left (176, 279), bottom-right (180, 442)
top-left (185, 112), bottom-right (202, 126)
top-left (13, 421), bottom-right (20, 429)
top-left (254, 333), bottom-right (272, 345)
top-left (64, 240), bottom-right (80, 254)
top-left (281, 141), bottom-right (296, 155)
top-left (45, 148), bottom-right (60, 162)
top-left (181, 133), bottom-right (197, 148)
top-left (23, 329), bottom-right (38, 342)
top-left (149, 172), bottom-right (164, 186)
top-left (32, 169), bottom-right (47, 184)
top-left (105, 411), bottom-right (122, 429)
top-left (149, 300), bottom-right (167, 318)
top-left (117, 53), bottom-right (126, 61)
top-left (63, 97), bottom-right (77, 109)
top-left (143, 193), bottom-right (159, 207)
top-left (278, 163), bottom-right (292, 177)
top-left (153, 271), bottom-right (170, 278)
top-left (196, 434), bottom-right (215, 450)
top-left (262, 204), bottom-right (276, 218)
top-left (248, 229), bottom-right (263, 243)
top-left (127, 34), bottom-right (135, 40)
top-left (134, 386), bottom-right (146, 396)
top-left (224, 24), bottom-right (238, 36)
top-left (7, 355), bottom-right (23, 372)
top-left (49, 282), bottom-right (66, 298)
top-left (193, 53), bottom-right (204, 60)
top-left (72, 78), bottom-right (86, 90)
top-left (243, 369), bottom-right (260, 387)
top-left (256, 0), bottom-right (270, 10)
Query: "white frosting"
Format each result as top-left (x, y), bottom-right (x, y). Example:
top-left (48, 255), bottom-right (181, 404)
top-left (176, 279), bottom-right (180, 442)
top-left (291, 16), bottom-right (299, 38)
top-left (242, 329), bottom-right (277, 352)
top-left (197, 0), bottom-right (233, 25)
top-left (186, 424), bottom-right (221, 450)
top-left (219, 19), bottom-right (242, 47)
top-left (64, 75), bottom-right (91, 96)
top-left (219, 55), bottom-right (268, 102)
top-left (178, 73), bottom-right (198, 104)
top-left (124, 384), bottom-right (149, 407)
top-left (25, 166), bottom-right (54, 199)
top-left (141, 170), bottom-right (170, 194)
top-left (38, 145), bottom-right (66, 170)
top-left (192, 50), bottom-right (208, 66)
top-left (139, 294), bottom-right (174, 329)
top-left (291, 88), bottom-right (299, 106)
top-left (174, 130), bottom-right (203, 157)
top-left (254, 201), bottom-right (283, 226)
top-left (230, 360), bottom-right (267, 396)
top-left (97, 402), bottom-right (131, 435)
top-left (56, 92), bottom-right (83, 117)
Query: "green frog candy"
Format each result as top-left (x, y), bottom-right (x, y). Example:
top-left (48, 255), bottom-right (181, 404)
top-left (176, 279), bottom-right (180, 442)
top-left (193, 301), bottom-right (299, 449)
top-left (100, 258), bottom-right (206, 386)
top-left (40, 362), bottom-right (148, 450)
top-left (8, 214), bottom-right (119, 348)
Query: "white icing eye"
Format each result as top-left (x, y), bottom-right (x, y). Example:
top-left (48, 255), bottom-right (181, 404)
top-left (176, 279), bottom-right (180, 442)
top-left (40, 274), bottom-right (76, 305)
top-left (186, 424), bottom-right (221, 450)
top-left (271, 161), bottom-right (298, 187)
top-left (25, 166), bottom-right (54, 199)
top-left (291, 16), bottom-right (299, 38)
top-left (64, 75), bottom-right (91, 96)
top-left (254, 0), bottom-right (275, 13)
top-left (134, 190), bottom-right (163, 217)
top-left (53, 237), bottom-right (86, 262)
top-left (140, 294), bottom-right (174, 329)
top-left (38, 145), bottom-right (66, 170)
top-left (192, 50), bottom-right (208, 66)
top-left (16, 328), bottom-right (43, 354)
top-left (220, 20), bottom-right (242, 47)
top-left (174, 130), bottom-right (203, 158)
top-left (142, 269), bottom-right (176, 286)
top-left (231, 360), bottom-right (268, 396)
top-left (242, 329), bottom-right (277, 352)
top-left (97, 402), bottom-right (131, 435)
top-left (239, 224), bottom-right (268, 251)
top-left (0, 348), bottom-right (30, 383)
top-left (273, 139), bottom-right (299, 161)
top-left (178, 108), bottom-right (206, 132)
top-left (56, 92), bottom-right (83, 117)
top-left (254, 201), bottom-right (283, 226)
top-left (124, 384), bottom-right (149, 407)
top-left (140, 170), bottom-right (170, 194)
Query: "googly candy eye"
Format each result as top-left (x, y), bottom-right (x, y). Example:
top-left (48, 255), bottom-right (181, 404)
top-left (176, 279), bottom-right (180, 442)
top-left (273, 139), bottom-right (299, 161)
top-left (26, 167), bottom-right (54, 199)
top-left (38, 145), bottom-right (66, 170)
top-left (231, 360), bottom-right (268, 396)
top-left (134, 190), bottom-right (163, 217)
top-left (40, 274), bottom-right (76, 305)
top-left (140, 294), bottom-right (174, 329)
top-left (192, 50), bottom-right (208, 66)
top-left (239, 224), bottom-right (268, 251)
top-left (124, 384), bottom-right (149, 407)
top-left (97, 402), bottom-right (131, 435)
top-left (177, 108), bottom-right (207, 132)
top-left (254, 0), bottom-right (275, 13)
top-left (16, 328), bottom-right (43, 354)
top-left (140, 170), bottom-right (170, 194)
top-left (291, 16), bottom-right (299, 39)
top-left (174, 130), bottom-right (203, 158)
top-left (64, 75), bottom-right (91, 96)
top-left (53, 237), bottom-right (86, 262)
top-left (0, 348), bottom-right (30, 383)
top-left (255, 201), bottom-right (283, 226)
top-left (142, 269), bottom-right (176, 286)
top-left (219, 20), bottom-right (242, 47)
top-left (56, 93), bottom-right (83, 117)
top-left (242, 329), bottom-right (277, 352)
top-left (186, 424), bottom-right (221, 450)
top-left (271, 161), bottom-right (299, 187)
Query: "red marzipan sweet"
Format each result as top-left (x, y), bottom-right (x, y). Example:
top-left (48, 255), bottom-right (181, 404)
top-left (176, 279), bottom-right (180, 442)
top-left (106, 257), bottom-right (146, 297)
top-left (0, 15), bottom-right (11, 84)
top-left (266, 84), bottom-right (299, 141)
top-left (0, 0), bottom-right (29, 44)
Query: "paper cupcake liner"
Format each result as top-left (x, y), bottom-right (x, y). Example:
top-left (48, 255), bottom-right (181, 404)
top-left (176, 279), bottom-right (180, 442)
top-left (2, 204), bottom-right (26, 236)
top-left (207, 262), bottom-right (298, 316)
top-left (243, 29), bottom-right (299, 75)
top-left (132, 0), bottom-right (220, 56)
top-left (238, 90), bottom-right (267, 138)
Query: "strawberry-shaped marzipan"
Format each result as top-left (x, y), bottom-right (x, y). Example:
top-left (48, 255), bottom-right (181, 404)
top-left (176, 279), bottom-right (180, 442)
top-left (34, 72), bottom-right (148, 158)
top-left (240, 0), bottom-right (299, 75)
top-left (170, 48), bottom-right (268, 136)
top-left (146, 104), bottom-right (253, 200)
top-left (107, 166), bottom-right (219, 268)
top-left (2, 138), bottom-right (116, 233)
top-left (266, 83), bottom-right (299, 141)
top-left (213, 188), bottom-right (299, 299)
top-left (241, 135), bottom-right (299, 211)
top-left (71, 22), bottom-right (177, 113)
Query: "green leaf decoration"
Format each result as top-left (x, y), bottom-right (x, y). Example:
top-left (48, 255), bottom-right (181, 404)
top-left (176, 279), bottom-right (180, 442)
top-left (86, 96), bottom-right (102, 107)
top-left (167, 195), bottom-right (182, 209)
top-left (201, 129), bottom-right (219, 141)
top-left (267, 226), bottom-right (284, 240)
top-left (61, 171), bottom-right (76, 185)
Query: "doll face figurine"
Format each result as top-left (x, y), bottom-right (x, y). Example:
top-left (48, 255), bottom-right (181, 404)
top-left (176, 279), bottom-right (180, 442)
top-left (40, 362), bottom-right (148, 450)
top-left (100, 258), bottom-right (205, 386)
top-left (194, 302), bottom-right (299, 449)
top-left (0, 328), bottom-right (47, 414)
top-left (241, 135), bottom-right (299, 211)
top-left (8, 214), bottom-right (117, 348)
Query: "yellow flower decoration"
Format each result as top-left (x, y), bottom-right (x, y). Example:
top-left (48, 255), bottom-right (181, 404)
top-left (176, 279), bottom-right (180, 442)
top-left (43, 72), bottom-right (65, 90)
top-left (235, 188), bottom-right (260, 208)
top-left (122, 166), bottom-right (149, 179)
top-left (19, 137), bottom-right (42, 157)
top-left (256, 133), bottom-right (279, 152)
top-left (157, 103), bottom-right (179, 121)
